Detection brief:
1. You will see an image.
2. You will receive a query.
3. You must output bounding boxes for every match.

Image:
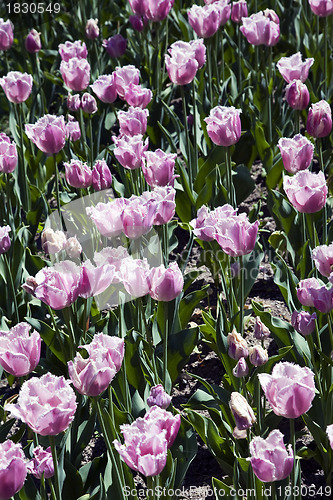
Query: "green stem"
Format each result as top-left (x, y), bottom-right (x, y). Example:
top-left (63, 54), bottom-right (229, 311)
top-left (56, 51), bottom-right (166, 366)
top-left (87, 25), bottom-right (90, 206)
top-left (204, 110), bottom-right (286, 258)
top-left (290, 418), bottom-right (297, 500)
top-left (237, 25), bottom-right (242, 95)
top-left (220, 27), bottom-right (225, 99)
top-left (239, 255), bottom-right (244, 336)
top-left (324, 17), bottom-right (328, 98)
top-left (192, 78), bottom-right (198, 180)
top-left (17, 103), bottom-right (30, 212)
top-left (89, 115), bottom-right (94, 169)
top-left (3, 253), bottom-right (19, 324)
top-left (180, 85), bottom-right (193, 189)
top-left (207, 39), bottom-right (214, 106)
top-left (53, 155), bottom-right (61, 220)
top-left (146, 475), bottom-right (156, 500)
top-left (267, 47), bottom-right (273, 144)
top-left (314, 319), bottom-right (322, 352)
top-left (49, 436), bottom-right (61, 500)
top-left (79, 108), bottom-right (89, 161)
top-left (156, 23), bottom-right (161, 100)
top-left (163, 301), bottom-right (169, 389)
top-left (317, 139), bottom-right (327, 244)
top-left (328, 313), bottom-right (333, 353)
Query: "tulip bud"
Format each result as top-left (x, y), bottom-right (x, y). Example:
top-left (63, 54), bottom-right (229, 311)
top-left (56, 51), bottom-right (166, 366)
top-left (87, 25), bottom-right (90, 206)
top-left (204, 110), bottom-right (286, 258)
top-left (307, 100), bottom-right (332, 138)
top-left (204, 105), bottom-right (242, 147)
top-left (67, 93), bottom-right (81, 112)
top-left (249, 345), bottom-right (268, 367)
top-left (232, 426), bottom-right (247, 439)
top-left (291, 310), bottom-right (317, 336)
top-left (231, 0), bottom-right (248, 23)
top-left (227, 329), bottom-right (249, 360)
top-left (0, 225), bottom-right (11, 254)
top-left (27, 446), bottom-right (54, 479)
top-left (286, 80), bottom-right (310, 110)
top-left (64, 159), bottom-right (92, 188)
top-left (81, 92), bottom-right (97, 114)
top-left (229, 392), bottom-right (256, 430)
top-left (92, 159), bottom-right (112, 191)
top-left (103, 34), bottom-right (127, 58)
top-left (25, 29), bottom-right (41, 53)
top-left (253, 317), bottom-right (270, 339)
top-left (232, 357), bottom-right (249, 378)
top-left (85, 18), bottom-right (99, 39)
top-left (147, 385), bottom-right (172, 409)
top-left (129, 15), bottom-right (146, 32)
top-left (41, 228), bottom-right (66, 254)
top-left (65, 236), bottom-right (82, 259)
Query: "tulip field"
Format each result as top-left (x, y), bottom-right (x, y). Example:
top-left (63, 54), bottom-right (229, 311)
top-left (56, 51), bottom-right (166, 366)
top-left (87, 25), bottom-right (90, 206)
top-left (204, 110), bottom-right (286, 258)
top-left (1, 0), bottom-right (333, 498)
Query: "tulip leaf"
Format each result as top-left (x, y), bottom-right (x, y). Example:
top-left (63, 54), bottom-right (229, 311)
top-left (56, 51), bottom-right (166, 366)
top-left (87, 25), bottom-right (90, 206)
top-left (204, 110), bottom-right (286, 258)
top-left (212, 477), bottom-right (233, 498)
top-left (25, 317), bottom-right (67, 364)
top-left (166, 326), bottom-right (199, 382)
top-left (179, 285), bottom-right (209, 329)
top-left (171, 416), bottom-right (198, 489)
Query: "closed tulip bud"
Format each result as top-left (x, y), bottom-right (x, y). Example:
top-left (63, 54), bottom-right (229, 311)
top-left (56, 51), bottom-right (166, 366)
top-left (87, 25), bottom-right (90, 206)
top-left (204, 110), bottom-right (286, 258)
top-left (92, 159), bottom-right (112, 191)
top-left (147, 385), bottom-right (172, 409)
top-left (0, 18), bottom-right (14, 51)
top-left (0, 71), bottom-right (33, 103)
top-left (41, 228), bottom-right (66, 254)
top-left (113, 134), bottom-right (149, 170)
top-left (65, 236), bottom-right (82, 259)
top-left (309, 0), bottom-right (333, 17)
top-left (27, 446), bottom-right (54, 479)
top-left (25, 29), bottom-right (41, 53)
top-left (58, 40), bottom-right (88, 61)
top-left (0, 441), bottom-right (27, 499)
top-left (205, 105), bottom-right (242, 147)
top-left (85, 18), bottom-right (99, 39)
top-left (312, 243), bottom-right (333, 277)
top-left (81, 92), bottom-right (97, 114)
top-left (227, 329), bottom-right (249, 360)
top-left (118, 107), bottom-right (149, 137)
top-left (253, 317), bottom-right (270, 339)
top-left (64, 159), bottom-right (92, 188)
top-left (67, 93), bottom-right (81, 111)
top-left (148, 262), bottom-right (184, 301)
top-left (0, 133), bottom-right (17, 174)
top-left (103, 34), bottom-right (127, 58)
top-left (283, 170), bottom-right (327, 214)
top-left (129, 15), bottom-right (146, 32)
top-left (142, 149), bottom-right (177, 187)
top-left (66, 115), bottom-right (81, 142)
top-left (249, 345), bottom-right (268, 366)
top-left (232, 357), bottom-right (249, 378)
top-left (231, 0), bottom-right (248, 23)
top-left (250, 430), bottom-right (294, 482)
top-left (0, 322), bottom-right (41, 377)
top-left (277, 52), bottom-right (314, 83)
top-left (0, 225), bottom-right (11, 254)
top-left (25, 114), bottom-right (67, 155)
top-left (291, 310), bottom-right (317, 336)
top-left (229, 392), bottom-right (256, 430)
top-left (307, 100), bottom-right (332, 138)
top-left (91, 74), bottom-right (117, 104)
top-left (277, 134), bottom-right (314, 174)
top-left (286, 80), bottom-right (310, 110)
top-left (60, 57), bottom-right (91, 92)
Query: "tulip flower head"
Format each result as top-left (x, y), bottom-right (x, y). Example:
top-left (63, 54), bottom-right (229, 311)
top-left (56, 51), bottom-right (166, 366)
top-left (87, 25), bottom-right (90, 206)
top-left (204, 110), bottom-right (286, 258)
top-left (58, 40), bottom-right (88, 61)
top-left (148, 262), bottom-right (184, 301)
top-left (285, 80), bottom-right (310, 110)
top-left (0, 322), bottom-right (41, 377)
top-left (283, 170), bottom-right (327, 214)
top-left (0, 225), bottom-right (11, 254)
top-left (0, 132), bottom-right (17, 174)
top-left (91, 74), bottom-right (117, 104)
top-left (41, 228), bottom-right (66, 254)
top-left (204, 105), bottom-right (242, 147)
top-left (103, 34), bottom-right (127, 58)
top-left (277, 52), bottom-right (314, 83)
top-left (188, 3), bottom-right (227, 38)
top-left (85, 18), bottom-right (99, 39)
top-left (142, 149), bottom-right (177, 187)
top-left (25, 29), bottom-right (41, 53)
top-left (308, 0), bottom-right (333, 16)
top-left (118, 107), bottom-right (149, 137)
top-left (64, 159), bottom-right (92, 189)
top-left (113, 134), bottom-right (149, 170)
top-left (0, 18), bottom-right (14, 51)
top-left (306, 100), bottom-right (332, 138)
top-left (291, 310), bottom-right (317, 336)
top-left (92, 159), bottom-right (112, 191)
top-left (240, 11), bottom-right (280, 46)
top-left (113, 65), bottom-right (140, 99)
top-left (231, 0), bottom-right (248, 23)
top-left (229, 392), bottom-right (256, 430)
top-left (0, 71), bottom-right (33, 103)
top-left (312, 243), bottom-right (333, 277)
top-left (25, 114), bottom-right (67, 155)
top-left (0, 440), bottom-right (27, 500)
top-left (60, 57), bottom-right (91, 91)
top-left (27, 446), bottom-right (54, 479)
top-left (227, 329), bottom-right (249, 360)
top-left (147, 385), bottom-right (172, 409)
top-left (277, 134), bottom-right (314, 174)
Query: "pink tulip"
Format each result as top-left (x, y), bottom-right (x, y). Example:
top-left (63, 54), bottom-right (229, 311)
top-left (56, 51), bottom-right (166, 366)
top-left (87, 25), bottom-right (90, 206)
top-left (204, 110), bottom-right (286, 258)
top-left (276, 52), bottom-right (314, 83)
top-left (118, 107), bottom-right (148, 137)
top-left (250, 430), bottom-right (294, 482)
top-left (77, 260), bottom-right (115, 298)
top-left (84, 333), bottom-right (125, 371)
top-left (227, 329), bottom-right (249, 360)
top-left (103, 34), bottom-right (127, 58)
top-left (249, 345), bottom-right (268, 366)
top-left (25, 29), bottom-right (41, 53)
top-left (6, 373), bottom-right (77, 435)
top-left (286, 80), bottom-right (310, 110)
top-left (113, 134), bottom-right (149, 170)
top-left (308, 286), bottom-right (333, 313)
top-left (190, 204), bottom-right (236, 241)
top-left (27, 446), bottom-right (54, 479)
top-left (119, 258), bottom-right (150, 298)
top-left (0, 322), bottom-right (41, 377)
top-left (277, 134), bottom-right (314, 174)
top-left (128, 0), bottom-right (149, 16)
top-left (253, 317), bottom-right (270, 339)
top-left (0, 71), bottom-right (33, 103)
top-left (129, 15), bottom-right (146, 32)
top-left (66, 115), bottom-right (81, 142)
top-left (229, 392), bottom-right (256, 430)
top-left (258, 361), bottom-right (315, 418)
top-left (67, 93), bottom-right (81, 111)
top-left (0, 225), bottom-right (11, 254)
top-left (297, 277), bottom-right (321, 307)
top-left (188, 3), bottom-right (225, 38)
top-left (25, 114), bottom-right (67, 155)
top-left (188, 39), bottom-right (207, 68)
top-left (263, 8), bottom-right (280, 24)
top-left (231, 0), bottom-right (248, 23)
top-left (65, 236), bottom-right (82, 259)
top-left (306, 100), bottom-right (332, 138)
top-left (148, 262), bottom-right (183, 301)
top-left (60, 57), bottom-right (91, 91)
top-left (144, 405), bottom-right (180, 447)
top-left (81, 92), bottom-right (97, 114)
top-left (124, 83), bottom-right (152, 108)
top-left (91, 74), bottom-right (117, 104)
top-left (94, 246), bottom-right (130, 272)
top-left (0, 18), bottom-right (14, 51)
top-left (22, 260), bottom-right (81, 310)
top-left (240, 11), bottom-right (280, 46)
top-left (165, 43), bottom-right (199, 85)
top-left (147, 385), bottom-right (172, 409)
top-left (142, 186), bottom-right (176, 225)
top-left (214, 213), bottom-right (259, 257)
top-left (142, 149), bottom-right (177, 187)
top-left (291, 310), bottom-right (317, 336)
top-left (64, 159), bottom-right (92, 188)
top-left (204, 105), bottom-right (242, 146)
top-left (0, 440), bottom-right (27, 500)
top-left (233, 357), bottom-right (249, 378)
top-left (121, 197), bottom-right (155, 239)
top-left (86, 198), bottom-right (127, 237)
top-left (41, 228), bottom-right (66, 254)
top-left (0, 133), bottom-right (17, 173)
top-left (92, 159), bottom-right (112, 191)
top-left (58, 40), bottom-right (88, 61)
top-left (113, 65), bottom-right (140, 99)
top-left (309, 0), bottom-right (333, 16)
top-left (146, 0), bottom-right (174, 21)
top-left (327, 424), bottom-right (333, 449)
top-left (312, 243), bottom-right (333, 277)
top-left (283, 170), bottom-right (327, 213)
top-left (85, 19), bottom-right (99, 39)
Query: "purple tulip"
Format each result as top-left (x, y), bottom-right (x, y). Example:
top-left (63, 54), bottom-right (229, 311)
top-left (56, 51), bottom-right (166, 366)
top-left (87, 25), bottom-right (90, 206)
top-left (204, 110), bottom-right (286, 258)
top-left (41, 228), bottom-right (66, 254)
top-left (27, 446), bottom-right (54, 479)
top-left (60, 57), bottom-right (91, 91)
top-left (146, 0), bottom-right (174, 21)
top-left (66, 115), bottom-right (81, 142)
top-left (128, 0), bottom-right (149, 16)
top-left (214, 213), bottom-right (259, 257)
top-left (231, 0), bottom-right (248, 23)
top-left (312, 243), bottom-right (333, 277)
top-left (204, 105), bottom-right (242, 147)
top-left (77, 260), bottom-right (115, 299)
top-left (22, 260), bottom-right (81, 310)
top-left (291, 310), bottom-right (317, 336)
top-left (240, 11), bottom-right (280, 46)
top-left (84, 333), bottom-right (125, 372)
top-left (86, 198), bottom-right (127, 238)
top-left (65, 236), bottom-right (82, 259)
top-left (147, 385), bottom-right (172, 409)
top-left (286, 80), bottom-right (310, 110)
top-left (0, 71), bottom-right (33, 104)
top-left (81, 92), bottom-right (97, 114)
top-left (309, 285), bottom-right (333, 313)
top-left (258, 361), bottom-right (315, 418)
top-left (249, 345), bottom-right (268, 366)
top-left (25, 29), bottom-right (41, 53)
top-left (58, 40), bottom-right (88, 61)
top-left (277, 134), bottom-right (314, 174)
top-left (129, 15), bottom-right (146, 32)
top-left (113, 134), bottom-right (149, 170)
top-left (67, 93), bottom-right (81, 111)
top-left (227, 329), bottom-right (249, 360)
top-left (25, 114), bottom-right (67, 155)
top-left (283, 170), bottom-right (327, 213)
top-left (165, 42), bottom-right (199, 85)
top-left (0, 322), bottom-right (41, 377)
top-left (229, 392), bottom-right (256, 430)
top-left (232, 357), bottom-right (249, 378)
top-left (297, 277), bottom-right (321, 307)
top-left (250, 430), bottom-right (294, 482)
top-left (142, 186), bottom-right (176, 225)
top-left (64, 159), bottom-right (92, 188)
top-left (253, 317), bottom-right (270, 339)
top-left (142, 149), bottom-right (177, 187)
top-left (188, 3), bottom-right (225, 38)
top-left (121, 197), bottom-right (155, 239)
top-left (0, 225), bottom-right (11, 254)
top-left (0, 440), bottom-right (27, 500)
top-left (190, 204), bottom-right (237, 241)
top-left (6, 373), bottom-right (77, 435)
top-left (148, 262), bottom-right (183, 301)
top-left (113, 65), bottom-right (140, 99)
top-left (118, 107), bottom-right (149, 137)
top-left (0, 133), bottom-right (17, 173)
top-left (309, 0), bottom-right (333, 16)
top-left (90, 74), bottom-right (117, 104)
top-left (92, 159), bottom-right (112, 191)
top-left (85, 18), bottom-right (99, 39)
top-left (103, 34), bottom-right (127, 58)
top-left (306, 100), bottom-right (332, 138)
top-left (124, 83), bottom-right (152, 108)
top-left (0, 18), bottom-right (14, 51)
top-left (276, 52), bottom-right (314, 83)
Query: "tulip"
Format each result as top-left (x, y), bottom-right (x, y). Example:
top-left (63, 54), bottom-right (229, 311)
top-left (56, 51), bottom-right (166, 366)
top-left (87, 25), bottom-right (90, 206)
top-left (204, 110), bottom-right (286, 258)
top-left (253, 317), bottom-right (270, 339)
top-left (297, 277), bottom-right (321, 307)
top-left (81, 92), bottom-right (97, 114)
top-left (232, 427), bottom-right (247, 439)
top-left (65, 236), bottom-right (82, 258)
top-left (308, 0), bottom-right (333, 16)
top-left (277, 134), bottom-right (314, 174)
top-left (0, 18), bottom-right (14, 51)
top-left (0, 322), bottom-right (41, 377)
top-left (103, 34), bottom-right (127, 58)
top-left (188, 3), bottom-right (224, 38)
top-left (91, 74), bottom-right (117, 103)
top-left (113, 65), bottom-right (140, 99)
top-left (144, 405), bottom-right (180, 447)
top-left (58, 40), bottom-right (88, 61)
top-left (227, 329), bottom-right (249, 360)
top-left (283, 170), bottom-right (327, 213)
top-left (327, 424), bottom-right (333, 449)
top-left (27, 446), bottom-right (54, 479)
top-left (291, 310), bottom-right (317, 336)
top-left (66, 115), bottom-right (81, 142)
top-left (129, 15), bottom-right (146, 32)
top-left (231, 0), bottom-right (248, 23)
top-left (119, 258), bottom-right (150, 298)
top-left (306, 100), bottom-right (332, 138)
top-left (142, 149), bottom-right (177, 187)
top-left (165, 42), bottom-right (199, 85)
top-left (0, 71), bottom-right (33, 103)
top-left (263, 8), bottom-right (280, 24)
top-left (92, 159), bottom-right (112, 191)
top-left (0, 440), bottom-right (27, 500)
top-left (25, 114), bottom-right (67, 155)
top-left (113, 134), bottom-right (149, 170)
top-left (276, 52), bottom-right (314, 83)
top-left (77, 260), bottom-right (115, 299)
top-left (25, 29), bottom-right (41, 53)
top-left (60, 57), bottom-right (91, 92)
top-left (22, 260), bottom-right (81, 310)
top-left (94, 246), bottom-right (130, 270)
top-left (0, 225), bottom-right (11, 254)
top-left (148, 262), bottom-right (183, 301)
top-left (67, 93), bottom-right (81, 111)
top-left (190, 204), bottom-right (236, 241)
top-left (128, 0), bottom-right (148, 16)
top-left (0, 133), bottom-right (17, 173)
top-left (146, 0), bottom-right (175, 21)
top-left (142, 186), bottom-right (176, 225)
top-left (249, 430), bottom-right (294, 482)
top-left (85, 18), bottom-right (99, 39)
top-left (6, 373), bottom-right (77, 435)
top-left (64, 159), bottom-right (92, 188)
top-left (124, 83), bottom-right (152, 108)
top-left (84, 333), bottom-right (125, 372)
top-left (308, 285), bottom-right (333, 313)
top-left (121, 197), bottom-right (155, 239)
top-left (86, 198), bottom-right (127, 238)
top-left (249, 345), bottom-right (268, 366)
top-left (312, 243), bottom-right (333, 277)
top-left (258, 361), bottom-right (315, 418)
top-left (240, 11), bottom-right (280, 46)
top-left (285, 80), bottom-right (310, 110)
top-left (232, 357), bottom-right (249, 378)
top-left (204, 105), bottom-right (242, 147)
top-left (41, 228), bottom-right (66, 254)
top-left (147, 385), bottom-right (172, 409)
top-left (229, 392), bottom-right (256, 430)
top-left (214, 214), bottom-right (259, 257)
top-left (118, 107), bottom-right (149, 137)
